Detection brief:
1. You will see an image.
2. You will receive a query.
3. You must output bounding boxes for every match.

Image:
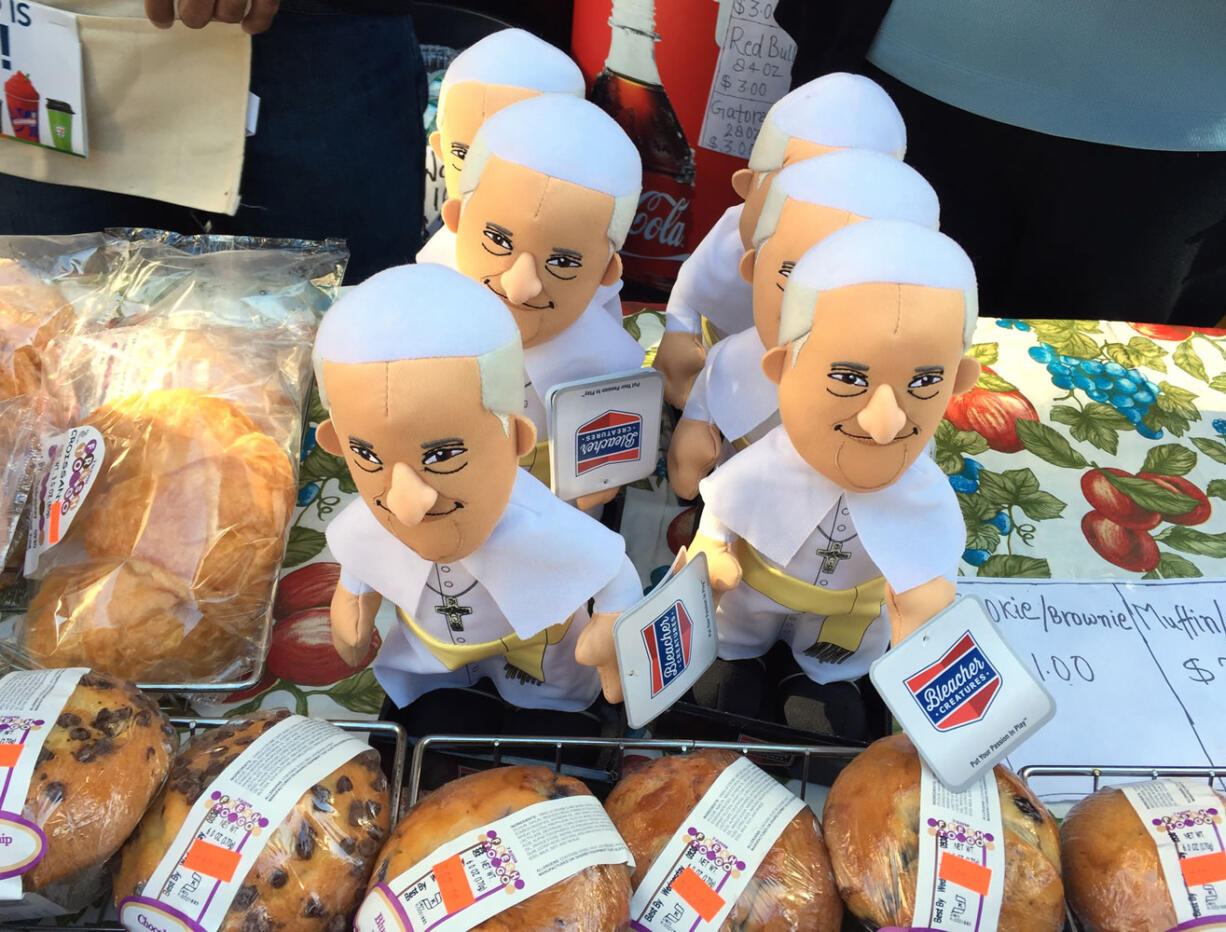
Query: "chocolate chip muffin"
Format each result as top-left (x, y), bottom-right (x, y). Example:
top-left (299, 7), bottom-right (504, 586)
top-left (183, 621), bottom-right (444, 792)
top-left (367, 766), bottom-right (632, 931)
top-left (822, 734), bottom-right (1064, 931)
top-left (1061, 781), bottom-right (1226, 932)
top-left (21, 671), bottom-right (174, 891)
top-left (114, 709), bottom-right (392, 932)
top-left (605, 750), bottom-right (843, 931)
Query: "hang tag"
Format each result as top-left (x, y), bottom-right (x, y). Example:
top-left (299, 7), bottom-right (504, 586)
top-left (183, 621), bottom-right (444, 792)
top-left (547, 368), bottom-right (664, 503)
top-left (870, 595), bottom-right (1056, 791)
top-left (612, 549), bottom-right (717, 729)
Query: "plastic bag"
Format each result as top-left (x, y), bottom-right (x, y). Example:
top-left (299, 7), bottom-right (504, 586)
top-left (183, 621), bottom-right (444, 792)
top-left (113, 708), bottom-right (392, 932)
top-left (605, 749), bottom-right (843, 931)
top-left (821, 733), bottom-right (1065, 931)
top-left (0, 394), bottom-right (44, 584)
top-left (0, 669), bottom-right (174, 915)
top-left (16, 234), bottom-right (347, 686)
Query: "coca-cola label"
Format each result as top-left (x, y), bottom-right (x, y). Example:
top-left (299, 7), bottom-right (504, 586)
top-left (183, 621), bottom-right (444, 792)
top-left (621, 171), bottom-right (694, 290)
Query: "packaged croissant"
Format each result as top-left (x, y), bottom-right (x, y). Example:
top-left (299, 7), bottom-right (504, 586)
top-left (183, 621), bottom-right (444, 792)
top-left (16, 235), bottom-right (347, 685)
top-left (355, 765), bottom-right (635, 931)
top-left (114, 708), bottom-right (391, 932)
top-left (0, 668), bottom-right (174, 921)
top-left (605, 750), bottom-right (843, 931)
top-left (1061, 778), bottom-right (1226, 932)
top-left (822, 733), bottom-right (1065, 931)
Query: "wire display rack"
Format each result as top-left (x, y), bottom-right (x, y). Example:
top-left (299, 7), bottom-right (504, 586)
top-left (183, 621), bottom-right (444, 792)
top-left (1019, 763), bottom-right (1224, 792)
top-left (0, 716), bottom-right (407, 931)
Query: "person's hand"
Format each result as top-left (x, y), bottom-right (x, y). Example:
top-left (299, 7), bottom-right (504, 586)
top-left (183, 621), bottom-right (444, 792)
top-left (574, 611), bottom-right (623, 704)
top-left (146, 0), bottom-right (280, 34)
top-left (667, 417), bottom-right (721, 500)
top-left (330, 585), bottom-right (381, 667)
top-left (575, 486), bottom-right (620, 512)
top-left (653, 331), bottom-right (706, 409)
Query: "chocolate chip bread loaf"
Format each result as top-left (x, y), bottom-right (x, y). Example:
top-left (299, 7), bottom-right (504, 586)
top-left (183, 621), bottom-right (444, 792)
top-left (22, 671), bottom-right (174, 891)
top-left (822, 734), bottom-right (1064, 931)
top-left (114, 709), bottom-right (392, 932)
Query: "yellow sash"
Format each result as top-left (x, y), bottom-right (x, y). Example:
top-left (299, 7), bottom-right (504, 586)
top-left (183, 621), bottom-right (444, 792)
top-left (700, 316), bottom-right (725, 350)
top-left (734, 538), bottom-right (886, 656)
top-left (395, 606), bottom-right (571, 684)
top-left (519, 439), bottom-right (551, 486)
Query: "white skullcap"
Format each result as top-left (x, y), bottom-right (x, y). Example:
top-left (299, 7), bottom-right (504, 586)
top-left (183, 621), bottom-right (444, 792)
top-left (460, 95), bottom-right (642, 247)
top-left (749, 72), bottom-right (906, 171)
top-left (753, 149), bottom-right (940, 247)
top-left (778, 219), bottom-right (978, 349)
top-left (314, 263), bottom-right (523, 422)
top-left (437, 29), bottom-right (585, 123)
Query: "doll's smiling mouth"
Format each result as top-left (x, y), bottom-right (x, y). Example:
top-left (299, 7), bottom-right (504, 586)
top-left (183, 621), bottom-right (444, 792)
top-left (481, 278), bottom-right (555, 310)
top-left (425, 501), bottom-right (463, 517)
top-left (834, 424), bottom-right (920, 442)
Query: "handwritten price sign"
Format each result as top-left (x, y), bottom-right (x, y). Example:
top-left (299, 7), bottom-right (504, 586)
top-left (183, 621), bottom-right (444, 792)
top-left (698, 0), bottom-right (796, 158)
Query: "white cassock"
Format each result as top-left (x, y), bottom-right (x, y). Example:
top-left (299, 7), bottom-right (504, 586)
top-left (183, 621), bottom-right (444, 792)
top-left (682, 326), bottom-right (779, 450)
top-left (328, 470), bottom-right (643, 710)
top-left (697, 427), bottom-right (963, 684)
top-left (416, 226), bottom-right (627, 324)
top-left (663, 205), bottom-right (753, 340)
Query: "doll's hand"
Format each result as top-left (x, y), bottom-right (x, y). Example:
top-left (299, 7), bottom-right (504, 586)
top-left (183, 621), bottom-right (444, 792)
top-left (885, 576), bottom-right (956, 646)
top-left (575, 486), bottom-right (620, 511)
top-left (574, 611), bottom-right (623, 704)
top-left (653, 331), bottom-right (707, 409)
top-left (667, 418), bottom-right (721, 500)
top-left (687, 533), bottom-right (742, 592)
top-left (330, 584), bottom-right (381, 667)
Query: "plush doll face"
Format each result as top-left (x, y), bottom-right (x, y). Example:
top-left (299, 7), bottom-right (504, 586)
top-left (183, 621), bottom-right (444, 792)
top-left (765, 283), bottom-right (979, 492)
top-left (732, 138), bottom-right (841, 250)
top-left (746, 199), bottom-right (865, 348)
top-left (448, 155), bottom-right (621, 349)
top-left (316, 356), bottom-right (533, 564)
top-left (431, 82), bottom-right (541, 200)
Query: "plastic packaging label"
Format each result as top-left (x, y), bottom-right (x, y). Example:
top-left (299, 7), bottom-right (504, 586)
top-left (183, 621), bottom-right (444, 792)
top-left (1121, 779), bottom-right (1226, 924)
top-left (355, 795), bottom-right (633, 931)
top-left (0, 667), bottom-right (87, 901)
top-left (628, 756), bottom-right (804, 931)
top-left (24, 426), bottom-right (103, 574)
top-left (118, 716), bottom-right (370, 932)
top-left (911, 761), bottom-right (1005, 931)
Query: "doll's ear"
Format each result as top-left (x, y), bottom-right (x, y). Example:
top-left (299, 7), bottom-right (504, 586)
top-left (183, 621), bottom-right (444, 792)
top-left (731, 168), bottom-right (755, 199)
top-left (429, 131), bottom-right (443, 163)
top-left (512, 414), bottom-right (538, 458)
top-left (601, 251), bottom-right (623, 287)
top-left (316, 418), bottom-right (343, 456)
top-left (762, 345), bottom-right (789, 385)
top-left (441, 198), bottom-right (462, 233)
top-left (738, 249), bottom-right (756, 285)
top-left (952, 356), bottom-right (982, 395)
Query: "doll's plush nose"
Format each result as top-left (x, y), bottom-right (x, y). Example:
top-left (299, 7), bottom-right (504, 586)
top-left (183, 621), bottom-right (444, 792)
top-left (856, 385), bottom-right (908, 444)
top-left (501, 252), bottom-right (543, 306)
top-left (386, 462), bottom-right (439, 526)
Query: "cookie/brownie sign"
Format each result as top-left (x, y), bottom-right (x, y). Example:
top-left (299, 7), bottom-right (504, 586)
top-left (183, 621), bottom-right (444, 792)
top-left (118, 716), bottom-right (369, 932)
top-left (0, 667), bottom-right (86, 901)
top-left (355, 795), bottom-right (632, 931)
top-left (1121, 779), bottom-right (1226, 926)
top-left (627, 756), bottom-right (805, 931)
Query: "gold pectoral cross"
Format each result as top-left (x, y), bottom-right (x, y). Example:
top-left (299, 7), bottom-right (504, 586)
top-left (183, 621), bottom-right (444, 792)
top-left (816, 539), bottom-right (852, 574)
top-left (434, 595), bottom-right (473, 632)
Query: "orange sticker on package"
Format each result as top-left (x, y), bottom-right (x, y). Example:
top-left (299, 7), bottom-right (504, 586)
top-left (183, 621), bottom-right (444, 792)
top-left (434, 855), bottom-right (475, 914)
top-left (671, 867), bottom-right (724, 922)
top-left (938, 852), bottom-right (992, 897)
top-left (182, 839), bottom-right (242, 883)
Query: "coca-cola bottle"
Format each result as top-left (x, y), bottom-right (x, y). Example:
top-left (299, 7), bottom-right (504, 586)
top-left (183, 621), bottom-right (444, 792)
top-left (590, 0), bottom-right (696, 298)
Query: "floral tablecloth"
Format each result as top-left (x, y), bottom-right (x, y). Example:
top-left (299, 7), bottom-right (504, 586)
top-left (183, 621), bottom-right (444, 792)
top-left (204, 315), bottom-right (1226, 719)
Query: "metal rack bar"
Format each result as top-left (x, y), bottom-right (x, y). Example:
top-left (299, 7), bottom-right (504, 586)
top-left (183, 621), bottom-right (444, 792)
top-left (1019, 764), bottom-right (1223, 795)
top-left (408, 734), bottom-right (864, 808)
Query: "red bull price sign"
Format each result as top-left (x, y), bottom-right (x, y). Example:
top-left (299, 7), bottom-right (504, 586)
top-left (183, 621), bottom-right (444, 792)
top-left (871, 596), bottom-right (1056, 791)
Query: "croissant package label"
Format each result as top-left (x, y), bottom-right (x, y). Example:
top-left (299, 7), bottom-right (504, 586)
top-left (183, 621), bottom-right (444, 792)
top-left (356, 795), bottom-right (633, 931)
top-left (1121, 780), bottom-right (1226, 927)
top-left (0, 668), bottom-right (87, 901)
top-left (23, 426), bottom-right (103, 574)
top-left (627, 756), bottom-right (804, 931)
top-left (118, 716), bottom-right (369, 932)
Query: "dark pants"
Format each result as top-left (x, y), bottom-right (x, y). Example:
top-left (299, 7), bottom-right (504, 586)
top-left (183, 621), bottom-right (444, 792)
top-left (865, 66), bottom-right (1226, 327)
top-left (0, 10), bottom-right (427, 282)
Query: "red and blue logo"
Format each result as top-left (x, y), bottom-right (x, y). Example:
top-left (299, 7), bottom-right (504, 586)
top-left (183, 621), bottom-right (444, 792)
top-left (641, 601), bottom-right (693, 697)
top-left (575, 410), bottom-right (641, 475)
top-left (905, 631), bottom-right (1001, 731)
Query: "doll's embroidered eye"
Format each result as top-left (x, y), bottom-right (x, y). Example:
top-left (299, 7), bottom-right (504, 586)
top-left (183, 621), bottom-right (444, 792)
top-left (908, 369), bottom-right (944, 398)
top-left (482, 225), bottom-right (513, 253)
top-left (779, 261), bottom-right (795, 277)
top-left (546, 253), bottom-right (581, 269)
top-left (422, 446), bottom-right (468, 473)
top-left (450, 143), bottom-right (468, 160)
top-left (829, 370), bottom-right (869, 388)
top-left (349, 443), bottom-right (383, 470)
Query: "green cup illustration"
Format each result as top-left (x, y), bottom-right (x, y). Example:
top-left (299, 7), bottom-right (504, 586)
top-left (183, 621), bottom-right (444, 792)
top-left (46, 99), bottom-right (74, 153)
